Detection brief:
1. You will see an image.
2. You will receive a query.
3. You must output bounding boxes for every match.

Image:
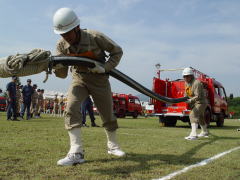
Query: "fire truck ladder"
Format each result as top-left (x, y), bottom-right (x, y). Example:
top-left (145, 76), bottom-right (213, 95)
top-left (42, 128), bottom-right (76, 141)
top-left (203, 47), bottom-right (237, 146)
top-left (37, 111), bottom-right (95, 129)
top-left (158, 67), bottom-right (211, 81)
top-left (50, 56), bottom-right (188, 104)
top-left (190, 67), bottom-right (211, 80)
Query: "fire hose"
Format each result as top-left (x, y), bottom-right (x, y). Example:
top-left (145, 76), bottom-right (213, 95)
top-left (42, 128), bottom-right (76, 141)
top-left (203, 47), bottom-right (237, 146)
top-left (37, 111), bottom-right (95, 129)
top-left (0, 49), bottom-right (188, 103)
top-left (50, 56), bottom-right (188, 103)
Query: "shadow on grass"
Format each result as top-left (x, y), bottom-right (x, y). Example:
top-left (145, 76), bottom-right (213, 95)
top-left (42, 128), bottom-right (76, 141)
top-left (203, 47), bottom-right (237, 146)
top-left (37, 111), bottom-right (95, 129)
top-left (119, 116), bottom-right (152, 120)
top-left (210, 125), bottom-right (240, 130)
top-left (89, 134), bottom-right (240, 176)
top-left (20, 119), bottom-right (52, 123)
top-left (175, 125), bottom-right (190, 129)
top-left (174, 125), bottom-right (240, 130)
top-left (177, 125), bottom-right (240, 130)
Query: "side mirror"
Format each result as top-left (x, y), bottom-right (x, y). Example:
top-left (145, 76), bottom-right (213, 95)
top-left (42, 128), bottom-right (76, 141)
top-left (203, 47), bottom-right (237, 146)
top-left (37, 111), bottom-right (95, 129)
top-left (229, 93), bottom-right (233, 99)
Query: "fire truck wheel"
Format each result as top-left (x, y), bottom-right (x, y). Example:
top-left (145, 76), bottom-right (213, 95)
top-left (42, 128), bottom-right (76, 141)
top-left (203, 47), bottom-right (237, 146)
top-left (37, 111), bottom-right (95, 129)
top-left (159, 117), bottom-right (177, 127)
top-left (216, 112), bottom-right (225, 127)
top-left (204, 109), bottom-right (211, 127)
top-left (132, 111), bottom-right (138, 119)
top-left (118, 109), bottom-right (126, 118)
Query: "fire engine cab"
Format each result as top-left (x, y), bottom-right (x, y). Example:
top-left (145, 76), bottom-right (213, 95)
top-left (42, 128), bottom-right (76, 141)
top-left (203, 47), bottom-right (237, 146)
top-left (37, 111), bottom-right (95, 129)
top-left (152, 67), bottom-right (228, 127)
top-left (112, 93), bottom-right (142, 118)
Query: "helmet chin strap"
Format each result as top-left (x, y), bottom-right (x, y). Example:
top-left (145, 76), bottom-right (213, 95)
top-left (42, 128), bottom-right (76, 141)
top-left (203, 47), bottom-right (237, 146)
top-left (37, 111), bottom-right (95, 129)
top-left (73, 27), bottom-right (81, 45)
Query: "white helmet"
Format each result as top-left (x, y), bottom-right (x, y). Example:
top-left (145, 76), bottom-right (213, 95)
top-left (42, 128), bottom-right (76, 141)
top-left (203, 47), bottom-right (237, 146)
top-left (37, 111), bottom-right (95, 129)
top-left (53, 8), bottom-right (80, 34)
top-left (182, 67), bottom-right (194, 76)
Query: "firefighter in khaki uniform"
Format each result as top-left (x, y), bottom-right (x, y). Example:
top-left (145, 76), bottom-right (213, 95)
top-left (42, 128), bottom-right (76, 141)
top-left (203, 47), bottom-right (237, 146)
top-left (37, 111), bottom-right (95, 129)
top-left (16, 83), bottom-right (22, 116)
top-left (36, 89), bottom-right (44, 118)
top-left (53, 7), bottom-right (125, 166)
top-left (30, 84), bottom-right (38, 118)
top-left (52, 94), bottom-right (59, 116)
top-left (58, 94), bottom-right (64, 117)
top-left (183, 67), bottom-right (209, 140)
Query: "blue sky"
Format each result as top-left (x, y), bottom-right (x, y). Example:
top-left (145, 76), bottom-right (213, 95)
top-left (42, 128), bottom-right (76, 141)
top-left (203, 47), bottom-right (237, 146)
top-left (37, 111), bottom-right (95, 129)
top-left (0, 0), bottom-right (240, 97)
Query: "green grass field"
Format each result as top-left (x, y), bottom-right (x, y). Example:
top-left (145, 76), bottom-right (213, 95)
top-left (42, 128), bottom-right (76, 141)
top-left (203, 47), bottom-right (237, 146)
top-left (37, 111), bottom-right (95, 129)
top-left (0, 112), bottom-right (239, 180)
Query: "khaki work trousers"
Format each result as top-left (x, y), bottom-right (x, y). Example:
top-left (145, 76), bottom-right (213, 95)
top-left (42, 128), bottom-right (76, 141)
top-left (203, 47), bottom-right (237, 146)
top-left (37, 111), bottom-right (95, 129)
top-left (36, 102), bottom-right (43, 114)
top-left (30, 102), bottom-right (37, 116)
top-left (189, 103), bottom-right (207, 125)
top-left (65, 73), bottom-right (118, 131)
top-left (52, 103), bottom-right (58, 114)
top-left (16, 100), bottom-right (21, 114)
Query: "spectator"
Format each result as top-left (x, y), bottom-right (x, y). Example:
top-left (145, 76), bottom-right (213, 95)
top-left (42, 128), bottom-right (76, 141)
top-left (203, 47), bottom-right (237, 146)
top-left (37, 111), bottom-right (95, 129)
top-left (0, 89), bottom-right (4, 96)
top-left (81, 96), bottom-right (99, 127)
top-left (16, 83), bottom-right (22, 117)
top-left (52, 94), bottom-right (59, 116)
top-left (45, 99), bottom-right (52, 114)
top-left (20, 79), bottom-right (34, 120)
top-left (58, 94), bottom-right (64, 117)
top-left (6, 76), bottom-right (18, 121)
top-left (36, 89), bottom-right (44, 118)
top-left (30, 84), bottom-right (38, 118)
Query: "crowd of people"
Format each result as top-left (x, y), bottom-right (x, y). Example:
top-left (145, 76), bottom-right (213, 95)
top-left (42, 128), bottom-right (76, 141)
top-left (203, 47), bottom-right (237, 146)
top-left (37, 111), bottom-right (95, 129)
top-left (6, 77), bottom-right (45, 121)
top-left (5, 77), bottom-right (99, 128)
top-left (5, 78), bottom-right (70, 120)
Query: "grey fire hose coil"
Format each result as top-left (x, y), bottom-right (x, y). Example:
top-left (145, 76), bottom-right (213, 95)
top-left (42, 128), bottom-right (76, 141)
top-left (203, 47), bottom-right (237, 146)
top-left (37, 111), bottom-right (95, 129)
top-left (51, 56), bottom-right (188, 103)
top-left (0, 49), bottom-right (50, 78)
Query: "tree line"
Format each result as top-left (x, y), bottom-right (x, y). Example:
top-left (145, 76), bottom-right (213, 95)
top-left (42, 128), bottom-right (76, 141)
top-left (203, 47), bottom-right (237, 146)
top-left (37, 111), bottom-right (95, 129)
top-left (228, 97), bottom-right (240, 118)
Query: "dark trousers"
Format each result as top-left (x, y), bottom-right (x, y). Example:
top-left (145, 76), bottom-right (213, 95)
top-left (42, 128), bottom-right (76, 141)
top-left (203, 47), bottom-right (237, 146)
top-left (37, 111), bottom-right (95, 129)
top-left (21, 101), bottom-right (31, 118)
top-left (81, 104), bottom-right (95, 124)
top-left (7, 99), bottom-right (17, 119)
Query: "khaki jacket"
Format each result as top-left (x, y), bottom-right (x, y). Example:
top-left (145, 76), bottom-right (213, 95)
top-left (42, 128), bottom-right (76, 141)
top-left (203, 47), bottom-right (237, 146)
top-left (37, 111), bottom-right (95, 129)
top-left (54, 29), bottom-right (123, 78)
top-left (53, 97), bottom-right (59, 104)
top-left (16, 89), bottom-right (22, 102)
top-left (31, 91), bottom-right (38, 104)
top-left (185, 78), bottom-right (208, 106)
top-left (37, 93), bottom-right (44, 104)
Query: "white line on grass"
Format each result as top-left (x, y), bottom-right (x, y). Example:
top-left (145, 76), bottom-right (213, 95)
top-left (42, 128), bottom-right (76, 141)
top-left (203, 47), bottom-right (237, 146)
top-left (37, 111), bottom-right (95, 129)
top-left (118, 132), bottom-right (164, 138)
top-left (118, 132), bottom-right (145, 136)
top-left (153, 146), bottom-right (240, 180)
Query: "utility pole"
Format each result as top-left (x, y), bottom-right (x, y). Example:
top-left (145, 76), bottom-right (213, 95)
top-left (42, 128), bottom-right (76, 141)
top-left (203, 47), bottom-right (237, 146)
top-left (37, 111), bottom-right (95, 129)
top-left (155, 63), bottom-right (161, 79)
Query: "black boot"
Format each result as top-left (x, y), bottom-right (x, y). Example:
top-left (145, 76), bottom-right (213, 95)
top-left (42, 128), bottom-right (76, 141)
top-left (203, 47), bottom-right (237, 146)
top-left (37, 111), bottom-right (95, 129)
top-left (12, 118), bottom-right (20, 121)
top-left (91, 122), bottom-right (100, 127)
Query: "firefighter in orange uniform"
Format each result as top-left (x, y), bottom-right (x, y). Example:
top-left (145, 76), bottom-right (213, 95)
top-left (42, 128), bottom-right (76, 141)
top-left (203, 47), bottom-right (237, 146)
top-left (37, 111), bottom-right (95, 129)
top-left (183, 67), bottom-right (209, 140)
top-left (52, 8), bottom-right (125, 166)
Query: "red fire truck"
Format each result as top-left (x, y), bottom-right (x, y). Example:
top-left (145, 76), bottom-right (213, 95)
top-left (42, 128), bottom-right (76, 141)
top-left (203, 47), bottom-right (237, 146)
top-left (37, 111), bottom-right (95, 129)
top-left (151, 67), bottom-right (228, 127)
top-left (0, 96), bottom-right (7, 111)
top-left (112, 93), bottom-right (142, 118)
